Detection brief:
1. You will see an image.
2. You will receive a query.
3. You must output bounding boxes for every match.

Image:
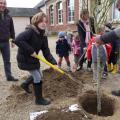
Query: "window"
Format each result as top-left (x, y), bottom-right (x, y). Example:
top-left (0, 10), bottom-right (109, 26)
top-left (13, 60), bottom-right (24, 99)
top-left (112, 2), bottom-right (120, 20)
top-left (57, 1), bottom-right (63, 24)
top-left (50, 5), bottom-right (54, 25)
top-left (67, 0), bottom-right (74, 22)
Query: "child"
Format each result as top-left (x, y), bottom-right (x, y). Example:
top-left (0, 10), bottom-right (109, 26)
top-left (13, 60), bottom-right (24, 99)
top-left (14, 12), bottom-right (57, 105)
top-left (56, 31), bottom-right (71, 71)
top-left (86, 36), bottom-right (111, 82)
top-left (71, 33), bottom-right (81, 70)
top-left (66, 29), bottom-right (73, 46)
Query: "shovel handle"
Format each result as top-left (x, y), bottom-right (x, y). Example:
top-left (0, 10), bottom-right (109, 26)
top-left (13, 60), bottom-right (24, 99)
top-left (34, 55), bottom-right (64, 74)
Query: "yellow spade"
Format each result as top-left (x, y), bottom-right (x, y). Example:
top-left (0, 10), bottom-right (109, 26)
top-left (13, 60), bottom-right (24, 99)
top-left (34, 55), bottom-right (64, 74)
top-left (34, 55), bottom-right (79, 83)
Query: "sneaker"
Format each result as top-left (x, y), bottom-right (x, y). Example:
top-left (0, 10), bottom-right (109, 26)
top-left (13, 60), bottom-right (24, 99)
top-left (67, 66), bottom-right (71, 72)
top-left (102, 73), bottom-right (107, 79)
top-left (77, 65), bottom-right (80, 70)
top-left (87, 68), bottom-right (92, 72)
top-left (77, 66), bottom-right (83, 71)
top-left (7, 76), bottom-right (18, 81)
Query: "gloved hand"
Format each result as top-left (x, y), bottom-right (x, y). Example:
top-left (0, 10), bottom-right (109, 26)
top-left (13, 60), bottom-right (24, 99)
top-left (83, 47), bottom-right (87, 52)
top-left (9, 39), bottom-right (15, 48)
top-left (72, 64), bottom-right (77, 72)
top-left (11, 42), bottom-right (15, 48)
top-left (31, 52), bottom-right (37, 58)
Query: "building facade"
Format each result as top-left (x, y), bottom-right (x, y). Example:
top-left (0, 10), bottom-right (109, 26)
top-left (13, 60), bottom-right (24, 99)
top-left (35, 0), bottom-right (120, 33)
top-left (8, 7), bottom-right (40, 36)
top-left (46, 0), bottom-right (80, 33)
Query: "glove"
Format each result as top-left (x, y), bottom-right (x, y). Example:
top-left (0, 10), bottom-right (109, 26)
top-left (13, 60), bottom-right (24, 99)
top-left (9, 39), bottom-right (15, 48)
top-left (83, 47), bottom-right (87, 52)
top-left (31, 52), bottom-right (37, 58)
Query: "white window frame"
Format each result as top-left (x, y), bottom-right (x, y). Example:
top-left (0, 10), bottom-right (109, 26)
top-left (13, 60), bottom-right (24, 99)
top-left (67, 0), bottom-right (74, 23)
top-left (49, 5), bottom-right (54, 25)
top-left (112, 1), bottom-right (120, 21)
top-left (57, 1), bottom-right (63, 24)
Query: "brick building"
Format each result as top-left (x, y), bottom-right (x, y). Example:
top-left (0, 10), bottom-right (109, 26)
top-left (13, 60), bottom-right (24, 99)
top-left (46, 0), bottom-right (80, 33)
top-left (35, 0), bottom-right (120, 33)
top-left (36, 0), bottom-right (89, 33)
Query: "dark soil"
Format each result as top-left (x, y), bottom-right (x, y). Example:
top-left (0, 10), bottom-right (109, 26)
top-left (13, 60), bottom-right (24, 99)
top-left (79, 90), bottom-right (115, 117)
top-left (71, 70), bottom-right (93, 84)
top-left (42, 69), bottom-right (81, 101)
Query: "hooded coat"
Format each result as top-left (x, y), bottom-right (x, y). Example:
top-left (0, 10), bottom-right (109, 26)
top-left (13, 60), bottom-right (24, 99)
top-left (0, 9), bottom-right (15, 42)
top-left (14, 25), bottom-right (57, 70)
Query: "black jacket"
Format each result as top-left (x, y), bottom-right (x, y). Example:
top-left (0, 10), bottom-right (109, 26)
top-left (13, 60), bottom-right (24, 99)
top-left (76, 19), bottom-right (95, 48)
top-left (14, 25), bottom-right (57, 70)
top-left (0, 9), bottom-right (15, 42)
top-left (56, 38), bottom-right (71, 57)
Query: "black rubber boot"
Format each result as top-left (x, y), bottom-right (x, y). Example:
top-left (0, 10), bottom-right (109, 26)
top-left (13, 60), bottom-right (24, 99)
top-left (7, 76), bottom-right (18, 81)
top-left (111, 90), bottom-right (120, 96)
top-left (33, 82), bottom-right (51, 105)
top-left (21, 76), bottom-right (33, 94)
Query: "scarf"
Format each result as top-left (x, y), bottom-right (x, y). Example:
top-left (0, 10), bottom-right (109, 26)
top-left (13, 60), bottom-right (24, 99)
top-left (81, 19), bottom-right (91, 46)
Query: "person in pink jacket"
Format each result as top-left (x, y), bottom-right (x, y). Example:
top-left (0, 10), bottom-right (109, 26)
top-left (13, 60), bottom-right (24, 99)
top-left (71, 33), bottom-right (81, 70)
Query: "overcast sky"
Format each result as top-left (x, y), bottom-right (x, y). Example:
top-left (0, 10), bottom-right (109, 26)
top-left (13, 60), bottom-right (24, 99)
top-left (6, 0), bottom-right (42, 8)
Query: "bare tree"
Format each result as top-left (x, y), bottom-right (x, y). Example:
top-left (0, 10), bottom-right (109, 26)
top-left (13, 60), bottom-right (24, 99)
top-left (93, 0), bottom-right (116, 33)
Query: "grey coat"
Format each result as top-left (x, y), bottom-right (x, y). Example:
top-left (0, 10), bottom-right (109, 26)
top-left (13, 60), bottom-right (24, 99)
top-left (101, 28), bottom-right (120, 43)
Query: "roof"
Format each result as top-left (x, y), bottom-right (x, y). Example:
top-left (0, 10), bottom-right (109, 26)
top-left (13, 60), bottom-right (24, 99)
top-left (34, 0), bottom-right (45, 9)
top-left (8, 7), bottom-right (40, 17)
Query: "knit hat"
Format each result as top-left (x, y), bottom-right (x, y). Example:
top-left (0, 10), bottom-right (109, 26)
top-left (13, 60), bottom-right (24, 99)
top-left (58, 31), bottom-right (66, 38)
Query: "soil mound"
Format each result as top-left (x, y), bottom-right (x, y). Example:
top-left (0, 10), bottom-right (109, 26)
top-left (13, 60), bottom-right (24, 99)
top-left (42, 69), bottom-right (80, 100)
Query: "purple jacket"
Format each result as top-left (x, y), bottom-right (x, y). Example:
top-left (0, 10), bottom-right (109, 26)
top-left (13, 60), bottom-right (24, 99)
top-left (71, 39), bottom-right (80, 55)
top-left (0, 9), bottom-right (15, 42)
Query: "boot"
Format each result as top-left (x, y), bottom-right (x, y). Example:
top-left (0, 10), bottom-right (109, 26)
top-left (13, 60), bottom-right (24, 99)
top-left (21, 76), bottom-right (33, 94)
top-left (33, 82), bottom-right (51, 105)
top-left (111, 90), bottom-right (120, 96)
top-left (112, 64), bottom-right (117, 74)
top-left (67, 66), bottom-right (71, 72)
top-left (107, 64), bottom-right (111, 72)
top-left (7, 76), bottom-right (18, 81)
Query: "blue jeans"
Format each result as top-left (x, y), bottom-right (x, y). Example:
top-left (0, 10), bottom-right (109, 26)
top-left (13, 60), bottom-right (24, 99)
top-left (29, 69), bottom-right (43, 83)
top-left (0, 42), bottom-right (12, 79)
